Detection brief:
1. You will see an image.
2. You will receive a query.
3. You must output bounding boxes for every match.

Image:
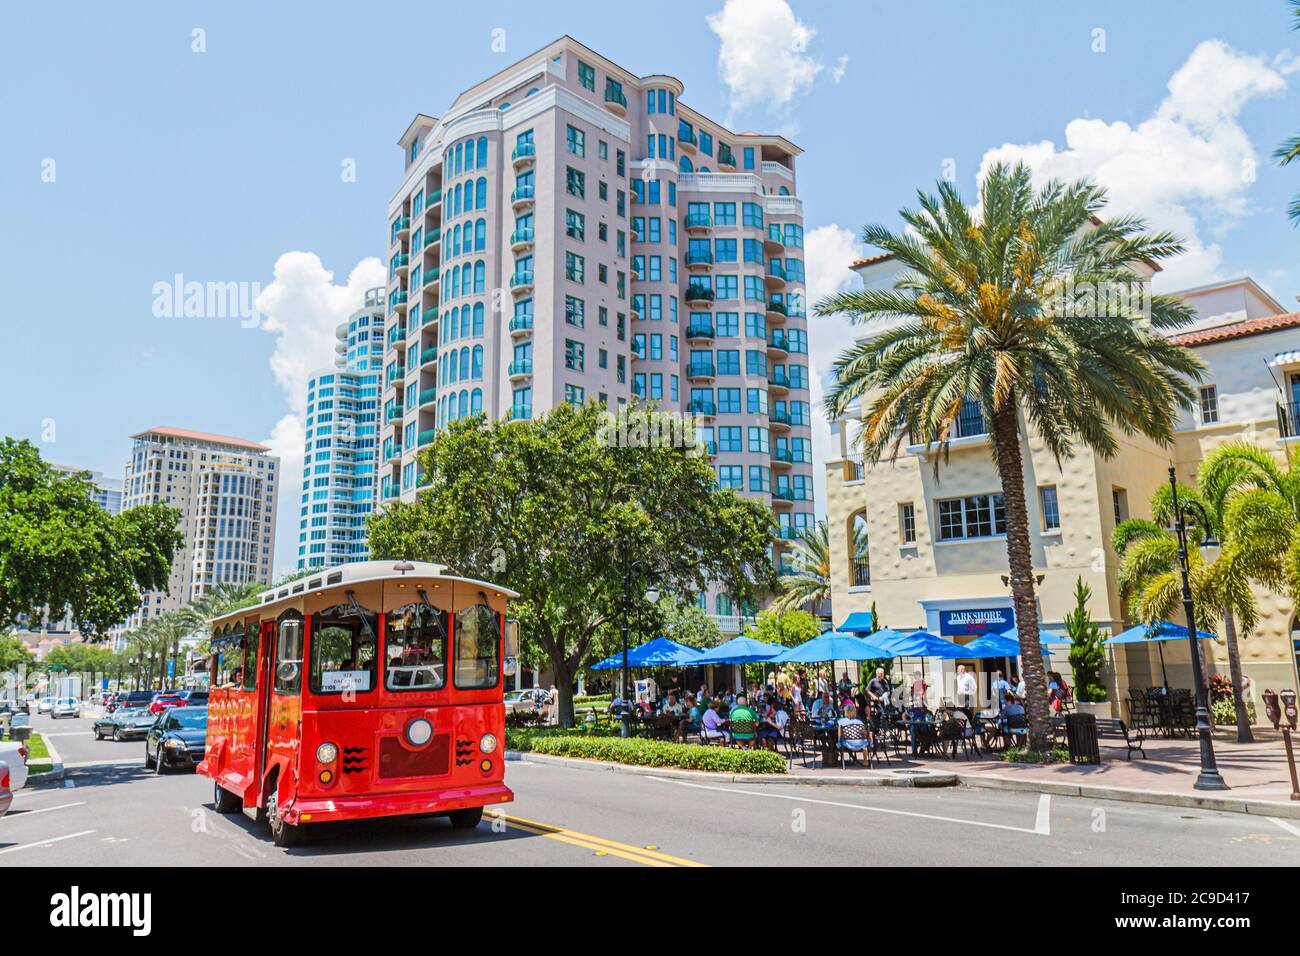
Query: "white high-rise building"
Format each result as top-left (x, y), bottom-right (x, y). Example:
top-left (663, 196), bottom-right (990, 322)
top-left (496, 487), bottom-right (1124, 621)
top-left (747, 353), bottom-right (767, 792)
top-left (122, 426), bottom-right (279, 627)
top-left (50, 463), bottom-right (124, 515)
top-left (297, 287), bottom-right (385, 570)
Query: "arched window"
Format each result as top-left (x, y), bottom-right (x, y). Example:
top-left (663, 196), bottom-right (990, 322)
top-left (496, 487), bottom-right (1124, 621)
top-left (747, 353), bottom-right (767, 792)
top-left (464, 139), bottom-right (475, 171)
top-left (476, 136), bottom-right (488, 168)
top-left (499, 101), bottom-right (510, 111)
top-left (475, 177), bottom-right (487, 209)
top-left (454, 142), bottom-right (463, 175)
top-left (699, 166), bottom-right (710, 174)
top-left (779, 186), bottom-right (790, 196)
top-left (473, 260), bottom-right (485, 293)
top-left (849, 512), bottom-right (870, 588)
top-left (526, 87), bottom-right (539, 97)
top-left (471, 388), bottom-right (483, 415)
top-left (679, 155), bottom-right (693, 173)
top-left (452, 183), bottom-right (461, 217)
top-left (459, 347), bottom-right (470, 381)
top-left (460, 307), bottom-right (471, 338)
top-left (460, 267), bottom-right (471, 297)
top-left (471, 345), bottom-right (483, 379)
top-left (450, 223), bottom-right (460, 257)
top-left (450, 265), bottom-right (460, 300)
top-left (472, 302), bottom-right (484, 336)
top-left (474, 218), bottom-right (486, 251)
top-left (458, 389), bottom-right (470, 418)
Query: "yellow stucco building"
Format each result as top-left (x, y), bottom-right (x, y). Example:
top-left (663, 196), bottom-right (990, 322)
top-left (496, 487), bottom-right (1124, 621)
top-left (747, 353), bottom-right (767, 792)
top-left (824, 271), bottom-right (1300, 721)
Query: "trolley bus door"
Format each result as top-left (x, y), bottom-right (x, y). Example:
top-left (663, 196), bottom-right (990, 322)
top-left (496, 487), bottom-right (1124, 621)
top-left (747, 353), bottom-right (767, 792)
top-left (254, 620), bottom-right (275, 796)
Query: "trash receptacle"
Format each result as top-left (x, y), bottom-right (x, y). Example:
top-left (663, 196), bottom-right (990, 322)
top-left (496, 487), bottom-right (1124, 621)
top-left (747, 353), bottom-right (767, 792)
top-left (1065, 713), bottom-right (1100, 765)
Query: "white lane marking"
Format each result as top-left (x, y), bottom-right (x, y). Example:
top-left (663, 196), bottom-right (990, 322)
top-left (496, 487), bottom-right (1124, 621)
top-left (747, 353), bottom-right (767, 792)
top-left (0, 829), bottom-right (97, 855)
top-left (63, 758), bottom-right (142, 768)
top-left (1, 802), bottom-right (85, 820)
top-left (1267, 817), bottom-right (1300, 839)
top-left (649, 777), bottom-right (1045, 835)
top-left (1035, 794), bottom-right (1051, 835)
top-left (41, 732), bottom-right (94, 738)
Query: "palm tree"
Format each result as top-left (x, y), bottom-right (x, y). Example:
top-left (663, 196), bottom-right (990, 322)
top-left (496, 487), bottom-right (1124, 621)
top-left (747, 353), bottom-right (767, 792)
top-left (1279, 1), bottom-right (1300, 224)
top-left (771, 520), bottom-right (868, 614)
top-left (819, 163), bottom-right (1203, 751)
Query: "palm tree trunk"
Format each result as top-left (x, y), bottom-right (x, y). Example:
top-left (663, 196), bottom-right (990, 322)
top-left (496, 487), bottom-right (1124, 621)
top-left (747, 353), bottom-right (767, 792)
top-left (990, 402), bottom-right (1051, 752)
top-left (1222, 605), bottom-right (1254, 743)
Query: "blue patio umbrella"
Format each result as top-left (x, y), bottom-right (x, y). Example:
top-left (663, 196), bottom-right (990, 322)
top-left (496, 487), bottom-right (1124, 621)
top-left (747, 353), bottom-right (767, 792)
top-left (590, 637), bottom-right (702, 670)
top-left (960, 633), bottom-right (1051, 659)
top-left (773, 630), bottom-right (894, 663)
top-left (1105, 620), bottom-right (1216, 689)
top-left (693, 636), bottom-right (785, 665)
top-left (998, 625), bottom-right (1071, 647)
top-left (836, 611), bottom-right (875, 634)
top-left (868, 629), bottom-right (967, 659)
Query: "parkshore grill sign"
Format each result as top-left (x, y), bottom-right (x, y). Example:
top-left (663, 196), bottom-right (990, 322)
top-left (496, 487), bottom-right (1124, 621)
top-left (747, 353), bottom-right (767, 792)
top-left (938, 608), bottom-right (1013, 636)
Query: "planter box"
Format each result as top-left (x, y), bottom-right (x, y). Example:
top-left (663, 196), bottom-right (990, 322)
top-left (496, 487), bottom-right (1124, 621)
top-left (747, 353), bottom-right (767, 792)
top-left (1076, 700), bottom-right (1118, 719)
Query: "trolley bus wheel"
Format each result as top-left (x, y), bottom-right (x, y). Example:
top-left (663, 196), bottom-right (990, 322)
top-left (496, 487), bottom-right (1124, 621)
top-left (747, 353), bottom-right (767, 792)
top-left (213, 781), bottom-right (241, 814)
top-left (447, 806), bottom-right (484, 830)
top-left (266, 791), bottom-right (301, 848)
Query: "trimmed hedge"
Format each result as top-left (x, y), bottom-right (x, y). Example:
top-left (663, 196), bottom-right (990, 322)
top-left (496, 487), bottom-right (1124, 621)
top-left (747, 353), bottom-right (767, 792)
top-left (573, 695), bottom-right (613, 708)
top-left (507, 729), bottom-right (787, 774)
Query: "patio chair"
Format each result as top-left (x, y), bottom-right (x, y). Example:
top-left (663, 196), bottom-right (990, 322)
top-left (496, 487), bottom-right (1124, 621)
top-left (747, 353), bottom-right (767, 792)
top-left (729, 718), bottom-right (758, 749)
top-left (868, 714), bottom-right (893, 766)
top-left (1002, 712), bottom-right (1029, 750)
top-left (838, 720), bottom-right (868, 768)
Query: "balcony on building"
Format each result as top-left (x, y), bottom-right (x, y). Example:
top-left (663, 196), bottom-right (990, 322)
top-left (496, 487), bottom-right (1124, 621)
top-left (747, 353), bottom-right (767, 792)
top-left (766, 297), bottom-right (788, 321)
top-left (509, 269), bottom-right (534, 294)
top-left (684, 211), bottom-right (711, 234)
top-left (851, 558), bottom-right (871, 588)
top-left (511, 184), bottom-right (535, 208)
top-left (511, 143), bottom-right (535, 169)
top-left (1278, 399), bottom-right (1300, 439)
top-left (717, 145), bottom-right (737, 171)
top-left (604, 81), bottom-right (627, 116)
top-left (508, 314), bottom-right (533, 336)
top-left (769, 407), bottom-right (792, 431)
top-left (418, 387), bottom-right (437, 407)
top-left (685, 284), bottom-right (715, 309)
top-left (419, 345), bottom-right (437, 366)
top-left (767, 330), bottom-right (790, 357)
top-left (767, 368), bottom-right (790, 393)
top-left (765, 260), bottom-right (787, 289)
top-left (417, 428), bottom-right (437, 448)
top-left (508, 403), bottom-right (532, 421)
top-left (686, 319), bottom-right (715, 342)
top-left (424, 227), bottom-right (441, 249)
top-left (688, 398), bottom-right (716, 418)
top-left (770, 447), bottom-right (794, 469)
top-left (510, 226), bottom-right (534, 251)
top-left (423, 268), bottom-right (440, 290)
top-left (764, 224), bottom-right (786, 254)
top-left (686, 360), bottom-right (715, 381)
top-left (685, 249), bottom-right (713, 271)
top-left (508, 358), bottom-right (533, 380)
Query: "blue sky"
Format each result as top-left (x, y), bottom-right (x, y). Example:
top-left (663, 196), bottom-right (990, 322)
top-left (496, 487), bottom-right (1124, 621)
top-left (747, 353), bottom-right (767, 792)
top-left (2, 0), bottom-right (1297, 575)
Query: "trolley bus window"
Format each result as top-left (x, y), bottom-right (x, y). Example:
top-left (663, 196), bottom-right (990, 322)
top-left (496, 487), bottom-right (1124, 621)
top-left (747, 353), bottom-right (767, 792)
top-left (242, 622), bottom-right (259, 692)
top-left (453, 604), bottom-right (500, 689)
top-left (385, 604), bottom-right (448, 691)
top-left (275, 612), bottom-right (304, 694)
top-left (310, 603), bottom-right (378, 695)
top-left (214, 625), bottom-right (244, 688)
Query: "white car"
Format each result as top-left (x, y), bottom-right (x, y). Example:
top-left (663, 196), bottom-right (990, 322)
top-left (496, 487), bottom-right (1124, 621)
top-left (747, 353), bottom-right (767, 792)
top-left (37, 697), bottom-right (55, 714)
top-left (0, 761), bottom-right (11, 819)
top-left (0, 741), bottom-right (28, 791)
top-left (51, 697), bottom-right (80, 719)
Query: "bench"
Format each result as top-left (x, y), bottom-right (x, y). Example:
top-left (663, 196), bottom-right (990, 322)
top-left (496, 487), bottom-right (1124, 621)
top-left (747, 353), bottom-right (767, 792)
top-left (1051, 715), bottom-right (1145, 759)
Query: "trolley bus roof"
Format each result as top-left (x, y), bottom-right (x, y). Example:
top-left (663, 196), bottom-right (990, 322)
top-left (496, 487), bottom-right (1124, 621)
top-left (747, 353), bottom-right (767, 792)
top-left (208, 560), bottom-right (519, 628)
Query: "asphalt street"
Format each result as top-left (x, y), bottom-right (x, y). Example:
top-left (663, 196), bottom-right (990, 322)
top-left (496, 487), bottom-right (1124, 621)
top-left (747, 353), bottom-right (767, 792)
top-left (4, 712), bottom-right (1298, 867)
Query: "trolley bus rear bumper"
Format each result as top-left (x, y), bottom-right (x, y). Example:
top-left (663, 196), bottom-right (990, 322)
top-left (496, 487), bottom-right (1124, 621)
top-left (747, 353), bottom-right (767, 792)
top-left (285, 782), bottom-right (513, 825)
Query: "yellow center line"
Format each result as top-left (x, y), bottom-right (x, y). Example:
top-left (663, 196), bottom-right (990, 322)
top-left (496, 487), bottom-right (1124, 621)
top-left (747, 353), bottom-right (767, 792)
top-left (503, 814), bottom-right (708, 867)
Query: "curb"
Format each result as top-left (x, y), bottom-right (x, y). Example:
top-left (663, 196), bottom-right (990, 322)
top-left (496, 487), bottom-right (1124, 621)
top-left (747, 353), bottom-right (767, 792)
top-left (954, 772), bottom-right (1300, 819)
top-left (506, 750), bottom-right (960, 788)
top-left (507, 750), bottom-right (1300, 817)
top-left (24, 733), bottom-right (66, 786)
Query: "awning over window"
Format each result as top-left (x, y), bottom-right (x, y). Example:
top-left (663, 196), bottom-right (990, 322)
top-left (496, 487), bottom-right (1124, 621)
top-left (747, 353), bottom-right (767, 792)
top-left (1269, 350), bottom-right (1300, 367)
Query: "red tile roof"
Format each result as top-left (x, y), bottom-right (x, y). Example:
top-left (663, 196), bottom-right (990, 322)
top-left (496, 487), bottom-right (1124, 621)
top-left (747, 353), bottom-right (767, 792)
top-left (1170, 312), bottom-right (1300, 347)
top-left (850, 253), bottom-right (894, 268)
top-left (134, 426), bottom-right (270, 452)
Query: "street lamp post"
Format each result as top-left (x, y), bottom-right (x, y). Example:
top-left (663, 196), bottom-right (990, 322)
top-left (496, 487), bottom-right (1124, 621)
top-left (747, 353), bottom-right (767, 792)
top-left (1167, 465), bottom-right (1229, 791)
top-left (619, 553), bottom-right (659, 738)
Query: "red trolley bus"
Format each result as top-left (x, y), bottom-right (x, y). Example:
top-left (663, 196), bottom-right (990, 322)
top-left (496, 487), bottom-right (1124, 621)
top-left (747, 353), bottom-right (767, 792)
top-left (199, 560), bottom-right (519, 846)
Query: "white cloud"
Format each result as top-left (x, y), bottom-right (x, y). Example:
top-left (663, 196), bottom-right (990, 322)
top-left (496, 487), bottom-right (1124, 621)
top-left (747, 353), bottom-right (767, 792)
top-left (707, 0), bottom-right (826, 120)
top-left (831, 55), bottom-right (849, 83)
top-left (254, 251), bottom-right (386, 575)
top-left (804, 224), bottom-right (867, 518)
top-left (979, 40), bottom-right (1288, 290)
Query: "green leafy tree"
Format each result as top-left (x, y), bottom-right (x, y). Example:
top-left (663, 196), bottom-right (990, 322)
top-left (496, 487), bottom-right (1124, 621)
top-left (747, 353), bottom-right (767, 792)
top-left (658, 599), bottom-right (724, 649)
top-left (0, 439), bottom-right (182, 637)
top-left (367, 403), bottom-right (776, 726)
top-left (0, 633), bottom-right (34, 675)
top-left (1063, 577), bottom-right (1108, 702)
top-left (744, 608), bottom-right (822, 648)
top-left (771, 519), bottom-right (868, 614)
top-left (818, 163), bottom-right (1201, 750)
top-left (1278, 1), bottom-right (1300, 224)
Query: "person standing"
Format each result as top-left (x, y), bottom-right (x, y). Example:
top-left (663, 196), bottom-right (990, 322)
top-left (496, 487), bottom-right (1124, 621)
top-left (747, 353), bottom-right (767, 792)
top-left (546, 684), bottom-right (559, 725)
top-left (866, 667), bottom-right (891, 715)
top-left (955, 665), bottom-right (977, 709)
top-left (992, 671), bottom-right (1010, 712)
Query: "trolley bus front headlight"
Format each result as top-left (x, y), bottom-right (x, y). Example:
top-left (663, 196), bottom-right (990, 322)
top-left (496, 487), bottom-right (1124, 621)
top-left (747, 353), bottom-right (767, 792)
top-left (316, 742), bottom-right (338, 764)
top-left (479, 733), bottom-right (497, 754)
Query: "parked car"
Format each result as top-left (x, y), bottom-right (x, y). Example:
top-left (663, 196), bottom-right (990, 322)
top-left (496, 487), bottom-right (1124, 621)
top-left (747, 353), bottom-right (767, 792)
top-left (51, 697), bottom-right (81, 719)
top-left (93, 707), bottom-right (157, 742)
top-left (149, 693), bottom-right (186, 716)
top-left (144, 706), bottom-right (208, 773)
top-left (504, 687), bottom-right (550, 714)
top-left (117, 691), bottom-right (155, 712)
top-left (0, 762), bottom-right (12, 819)
top-left (0, 741), bottom-right (28, 791)
top-left (37, 697), bottom-right (55, 714)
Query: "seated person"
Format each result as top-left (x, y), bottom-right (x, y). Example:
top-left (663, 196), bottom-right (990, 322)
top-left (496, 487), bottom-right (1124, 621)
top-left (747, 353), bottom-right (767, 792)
top-left (727, 695), bottom-right (759, 749)
top-left (809, 691), bottom-right (837, 723)
top-left (661, 692), bottom-right (686, 718)
top-left (1000, 693), bottom-right (1027, 733)
top-left (756, 700), bottom-right (785, 748)
top-left (836, 703), bottom-right (869, 764)
top-left (678, 694), bottom-right (702, 742)
top-left (700, 700), bottom-right (730, 743)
